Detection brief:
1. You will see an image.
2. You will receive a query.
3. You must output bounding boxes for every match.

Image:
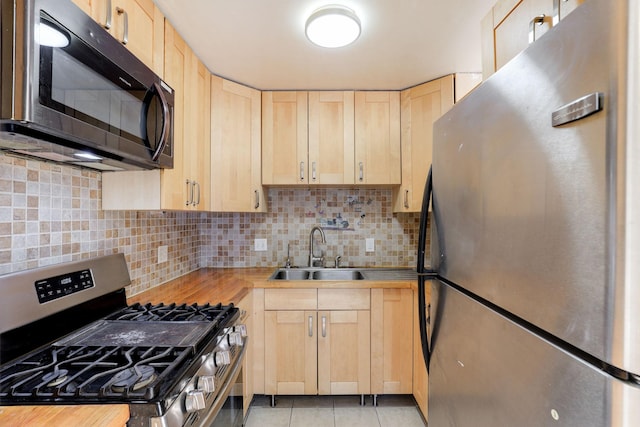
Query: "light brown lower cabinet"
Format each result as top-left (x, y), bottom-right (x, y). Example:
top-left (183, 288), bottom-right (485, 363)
top-left (263, 289), bottom-right (370, 396)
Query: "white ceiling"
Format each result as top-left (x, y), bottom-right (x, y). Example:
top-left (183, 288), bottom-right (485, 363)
top-left (153, 0), bottom-right (495, 91)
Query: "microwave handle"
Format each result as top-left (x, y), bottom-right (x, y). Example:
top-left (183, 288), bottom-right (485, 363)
top-left (144, 82), bottom-right (171, 162)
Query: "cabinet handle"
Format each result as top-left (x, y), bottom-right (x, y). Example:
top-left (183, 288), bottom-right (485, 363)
top-left (404, 189), bottom-right (410, 209)
top-left (103, 0), bottom-right (112, 29)
top-left (321, 316), bottom-right (326, 338)
top-left (359, 162), bottom-right (364, 182)
top-left (308, 316), bottom-right (313, 337)
top-left (185, 179), bottom-right (192, 206)
top-left (194, 181), bottom-right (201, 206)
top-left (300, 161), bottom-right (305, 181)
top-left (116, 7), bottom-right (128, 45)
top-left (529, 14), bottom-right (546, 44)
top-left (311, 161), bottom-right (317, 181)
top-left (254, 190), bottom-right (260, 209)
top-left (552, 0), bottom-right (569, 25)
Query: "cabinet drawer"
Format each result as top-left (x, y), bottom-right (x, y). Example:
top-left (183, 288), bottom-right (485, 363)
top-left (318, 289), bottom-right (370, 310)
top-left (265, 289), bottom-right (317, 310)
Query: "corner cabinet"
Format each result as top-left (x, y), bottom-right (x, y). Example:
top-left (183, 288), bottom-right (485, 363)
top-left (210, 77), bottom-right (265, 212)
top-left (392, 75), bottom-right (454, 213)
top-left (70, 0), bottom-right (164, 75)
top-left (481, 0), bottom-right (586, 78)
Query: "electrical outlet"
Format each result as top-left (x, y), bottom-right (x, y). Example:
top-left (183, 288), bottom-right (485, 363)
top-left (365, 238), bottom-right (375, 252)
top-left (158, 245), bottom-right (168, 263)
top-left (254, 238), bottom-right (268, 251)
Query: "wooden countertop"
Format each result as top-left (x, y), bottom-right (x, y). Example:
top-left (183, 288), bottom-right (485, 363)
top-left (1, 267), bottom-right (414, 425)
top-left (0, 405), bottom-right (129, 427)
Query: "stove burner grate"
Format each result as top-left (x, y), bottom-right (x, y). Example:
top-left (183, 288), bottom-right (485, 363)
top-left (110, 365), bottom-right (156, 392)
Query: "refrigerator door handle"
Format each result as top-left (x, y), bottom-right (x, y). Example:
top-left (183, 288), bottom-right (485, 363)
top-left (417, 165), bottom-right (435, 371)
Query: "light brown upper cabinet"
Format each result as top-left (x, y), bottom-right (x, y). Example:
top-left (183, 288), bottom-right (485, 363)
top-left (354, 92), bottom-right (401, 185)
top-left (262, 92), bottom-right (309, 185)
top-left (263, 90), bottom-right (401, 187)
top-left (210, 76), bottom-right (265, 212)
top-left (482, 0), bottom-right (586, 78)
top-left (102, 21), bottom-right (210, 211)
top-left (308, 91), bottom-right (356, 185)
top-left (71, 0), bottom-right (164, 75)
top-left (392, 75), bottom-right (454, 213)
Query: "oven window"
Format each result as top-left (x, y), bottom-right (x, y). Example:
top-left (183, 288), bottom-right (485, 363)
top-left (37, 13), bottom-right (149, 145)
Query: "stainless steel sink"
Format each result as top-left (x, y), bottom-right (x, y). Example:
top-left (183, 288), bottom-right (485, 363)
top-left (271, 269), bottom-right (311, 280)
top-left (268, 267), bottom-right (416, 281)
top-left (312, 270), bottom-right (364, 280)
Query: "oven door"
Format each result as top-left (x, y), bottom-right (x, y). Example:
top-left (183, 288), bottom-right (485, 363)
top-left (199, 340), bottom-right (247, 427)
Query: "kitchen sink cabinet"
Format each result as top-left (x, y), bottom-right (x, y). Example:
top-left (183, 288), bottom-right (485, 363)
top-left (210, 76), bottom-right (265, 212)
top-left (393, 75), bottom-right (454, 212)
top-left (263, 289), bottom-right (370, 396)
top-left (371, 288), bottom-right (413, 394)
top-left (354, 92), bottom-right (401, 185)
top-left (481, 0), bottom-right (585, 78)
top-left (71, 0), bottom-right (164, 75)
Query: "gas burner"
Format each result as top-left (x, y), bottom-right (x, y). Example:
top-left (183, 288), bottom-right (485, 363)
top-left (42, 369), bottom-right (69, 387)
top-left (111, 365), bottom-right (156, 392)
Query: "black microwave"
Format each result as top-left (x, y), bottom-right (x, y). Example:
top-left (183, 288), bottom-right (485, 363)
top-left (0, 0), bottom-right (173, 171)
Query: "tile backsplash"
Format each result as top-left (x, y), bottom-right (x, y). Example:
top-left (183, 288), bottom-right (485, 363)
top-left (1, 154), bottom-right (424, 296)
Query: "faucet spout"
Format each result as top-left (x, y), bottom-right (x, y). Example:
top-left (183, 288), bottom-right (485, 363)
top-left (308, 226), bottom-right (326, 267)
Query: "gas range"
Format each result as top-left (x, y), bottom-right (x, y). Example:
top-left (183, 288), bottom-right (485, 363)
top-left (0, 254), bottom-right (247, 427)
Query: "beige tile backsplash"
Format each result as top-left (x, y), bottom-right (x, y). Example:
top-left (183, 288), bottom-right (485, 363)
top-left (1, 154), bottom-right (424, 297)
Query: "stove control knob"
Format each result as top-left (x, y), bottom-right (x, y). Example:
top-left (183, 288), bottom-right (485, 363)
top-left (197, 375), bottom-right (215, 393)
top-left (185, 390), bottom-right (206, 412)
top-left (233, 324), bottom-right (248, 337)
top-left (215, 350), bottom-right (231, 366)
top-left (228, 331), bottom-right (244, 347)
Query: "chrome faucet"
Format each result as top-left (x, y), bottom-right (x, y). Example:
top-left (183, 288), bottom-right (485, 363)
top-left (308, 226), bottom-right (326, 267)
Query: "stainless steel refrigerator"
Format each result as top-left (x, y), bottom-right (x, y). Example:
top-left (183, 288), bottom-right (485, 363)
top-left (416, 0), bottom-right (640, 425)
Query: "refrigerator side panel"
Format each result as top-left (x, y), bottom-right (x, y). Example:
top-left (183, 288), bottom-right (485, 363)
top-left (431, 0), bottom-right (637, 373)
top-left (429, 279), bottom-right (640, 427)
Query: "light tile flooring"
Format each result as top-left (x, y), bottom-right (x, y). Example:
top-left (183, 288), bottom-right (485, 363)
top-left (245, 395), bottom-right (427, 427)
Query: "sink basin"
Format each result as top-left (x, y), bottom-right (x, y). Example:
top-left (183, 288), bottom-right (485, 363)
top-left (271, 269), bottom-right (311, 280)
top-left (311, 270), bottom-right (364, 280)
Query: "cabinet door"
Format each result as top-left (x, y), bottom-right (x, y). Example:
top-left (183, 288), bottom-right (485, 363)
top-left (183, 51), bottom-right (211, 210)
top-left (413, 287), bottom-right (428, 421)
top-left (210, 77), bottom-right (265, 212)
top-left (78, 0), bottom-right (163, 75)
top-left (159, 20), bottom-right (187, 209)
top-left (393, 76), bottom-right (454, 212)
top-left (317, 310), bottom-right (370, 395)
top-left (262, 92), bottom-right (308, 185)
top-left (494, 0), bottom-right (553, 70)
top-left (265, 311), bottom-right (317, 395)
top-left (354, 92), bottom-right (401, 185)
top-left (308, 91), bottom-right (355, 185)
top-left (371, 289), bottom-right (413, 394)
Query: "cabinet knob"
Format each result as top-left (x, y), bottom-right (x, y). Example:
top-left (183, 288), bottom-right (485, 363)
top-left (103, 0), bottom-right (112, 29)
top-left (529, 14), bottom-right (547, 44)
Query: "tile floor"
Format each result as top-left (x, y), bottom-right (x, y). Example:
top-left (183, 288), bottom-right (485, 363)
top-left (245, 395), bottom-right (427, 427)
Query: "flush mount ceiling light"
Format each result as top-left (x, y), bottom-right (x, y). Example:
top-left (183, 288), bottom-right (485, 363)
top-left (305, 5), bottom-right (361, 48)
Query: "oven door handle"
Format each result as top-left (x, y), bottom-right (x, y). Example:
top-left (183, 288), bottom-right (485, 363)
top-left (198, 337), bottom-right (248, 427)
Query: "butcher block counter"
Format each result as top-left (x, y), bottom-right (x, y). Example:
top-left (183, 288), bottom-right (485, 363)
top-left (0, 267), bottom-right (416, 426)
